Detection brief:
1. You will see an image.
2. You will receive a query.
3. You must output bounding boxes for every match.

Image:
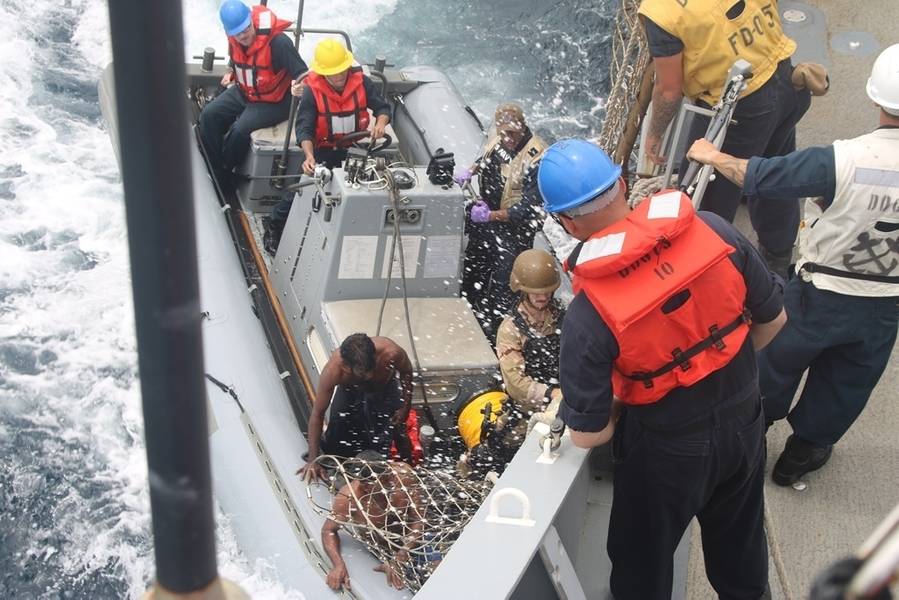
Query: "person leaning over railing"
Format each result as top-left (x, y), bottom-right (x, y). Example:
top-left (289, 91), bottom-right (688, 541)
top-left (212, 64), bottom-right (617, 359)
top-left (686, 44), bottom-right (899, 488)
top-left (540, 139), bottom-right (786, 600)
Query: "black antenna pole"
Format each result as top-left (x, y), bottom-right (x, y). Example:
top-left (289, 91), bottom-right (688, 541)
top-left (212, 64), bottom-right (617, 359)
top-left (106, 0), bottom-right (218, 594)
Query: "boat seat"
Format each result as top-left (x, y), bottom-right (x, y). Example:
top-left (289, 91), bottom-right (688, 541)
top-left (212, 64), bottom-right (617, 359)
top-left (249, 109), bottom-right (399, 151)
top-left (323, 298), bottom-right (497, 372)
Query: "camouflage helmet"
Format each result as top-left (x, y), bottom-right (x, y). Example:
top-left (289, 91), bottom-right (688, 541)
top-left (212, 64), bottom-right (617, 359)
top-left (510, 249), bottom-right (560, 294)
top-left (495, 102), bottom-right (526, 132)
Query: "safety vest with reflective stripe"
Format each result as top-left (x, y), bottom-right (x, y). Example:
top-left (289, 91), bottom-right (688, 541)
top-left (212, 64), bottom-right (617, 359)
top-left (306, 68), bottom-right (370, 149)
top-left (797, 128), bottom-right (899, 297)
top-left (228, 6), bottom-right (293, 103)
top-left (566, 191), bottom-right (751, 405)
top-left (638, 0), bottom-right (795, 105)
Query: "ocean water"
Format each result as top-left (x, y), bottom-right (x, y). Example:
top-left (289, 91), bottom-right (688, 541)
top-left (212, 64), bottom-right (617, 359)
top-left (0, 0), bottom-right (613, 597)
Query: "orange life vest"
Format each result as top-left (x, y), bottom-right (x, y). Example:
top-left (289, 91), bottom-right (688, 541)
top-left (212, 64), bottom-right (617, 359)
top-left (306, 68), bottom-right (370, 149)
top-left (228, 6), bottom-right (292, 103)
top-left (566, 191), bottom-right (751, 405)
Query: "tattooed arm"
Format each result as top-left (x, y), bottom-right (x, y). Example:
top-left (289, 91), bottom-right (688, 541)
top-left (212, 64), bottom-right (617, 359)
top-left (686, 138), bottom-right (749, 186)
top-left (644, 53), bottom-right (685, 164)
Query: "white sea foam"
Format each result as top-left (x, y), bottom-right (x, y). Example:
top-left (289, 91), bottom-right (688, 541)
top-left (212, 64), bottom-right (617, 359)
top-left (1, 0), bottom-right (609, 597)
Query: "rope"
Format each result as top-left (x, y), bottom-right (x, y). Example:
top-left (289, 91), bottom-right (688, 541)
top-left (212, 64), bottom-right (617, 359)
top-left (764, 492), bottom-right (797, 600)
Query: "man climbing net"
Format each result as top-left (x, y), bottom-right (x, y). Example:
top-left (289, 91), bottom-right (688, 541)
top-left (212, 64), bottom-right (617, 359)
top-left (305, 453), bottom-right (493, 592)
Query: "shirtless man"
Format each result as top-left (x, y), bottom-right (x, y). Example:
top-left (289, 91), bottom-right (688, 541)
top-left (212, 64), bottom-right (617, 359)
top-left (299, 333), bottom-right (414, 482)
top-left (321, 456), bottom-right (427, 591)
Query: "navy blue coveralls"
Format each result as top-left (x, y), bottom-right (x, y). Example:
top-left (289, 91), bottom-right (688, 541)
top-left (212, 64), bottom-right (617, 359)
top-left (644, 19), bottom-right (811, 257)
top-left (741, 137), bottom-right (899, 447)
top-left (198, 34), bottom-right (307, 180)
top-left (558, 212), bottom-right (784, 600)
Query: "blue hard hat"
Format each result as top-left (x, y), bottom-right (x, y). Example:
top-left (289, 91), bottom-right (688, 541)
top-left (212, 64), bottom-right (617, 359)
top-left (220, 0), bottom-right (252, 36)
top-left (538, 139), bottom-right (622, 213)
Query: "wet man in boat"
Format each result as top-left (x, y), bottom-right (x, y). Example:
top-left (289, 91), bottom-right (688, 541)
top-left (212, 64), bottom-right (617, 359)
top-left (540, 139), bottom-right (786, 600)
top-left (263, 38), bottom-right (392, 255)
top-left (455, 102), bottom-right (548, 340)
top-left (299, 333), bottom-right (414, 483)
top-left (495, 249), bottom-right (565, 420)
top-left (686, 44), bottom-right (899, 488)
top-left (198, 0), bottom-right (307, 187)
top-left (637, 0), bottom-right (819, 277)
top-left (321, 452), bottom-right (433, 591)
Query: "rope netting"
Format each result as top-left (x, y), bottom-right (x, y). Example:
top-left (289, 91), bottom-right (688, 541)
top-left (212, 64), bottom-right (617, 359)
top-left (306, 454), bottom-right (493, 592)
top-left (595, 0), bottom-right (651, 162)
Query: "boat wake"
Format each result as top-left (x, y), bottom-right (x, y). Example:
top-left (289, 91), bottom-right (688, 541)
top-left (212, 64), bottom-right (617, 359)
top-left (0, 0), bottom-right (611, 597)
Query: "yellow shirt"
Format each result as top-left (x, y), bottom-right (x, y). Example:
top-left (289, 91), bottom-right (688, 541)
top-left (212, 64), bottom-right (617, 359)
top-left (638, 0), bottom-right (796, 104)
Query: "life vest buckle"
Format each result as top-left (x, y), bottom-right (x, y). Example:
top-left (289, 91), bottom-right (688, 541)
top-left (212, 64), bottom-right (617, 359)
top-left (671, 348), bottom-right (691, 372)
top-left (708, 324), bottom-right (726, 351)
top-left (631, 372), bottom-right (654, 389)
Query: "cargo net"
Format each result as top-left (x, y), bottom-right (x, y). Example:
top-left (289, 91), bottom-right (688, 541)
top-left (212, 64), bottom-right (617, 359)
top-left (306, 454), bottom-right (493, 592)
top-left (595, 0), bottom-right (651, 163)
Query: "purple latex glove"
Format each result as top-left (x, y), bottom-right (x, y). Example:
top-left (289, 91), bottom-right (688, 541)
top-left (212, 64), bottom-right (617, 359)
top-left (470, 200), bottom-right (490, 223)
top-left (453, 168), bottom-right (473, 187)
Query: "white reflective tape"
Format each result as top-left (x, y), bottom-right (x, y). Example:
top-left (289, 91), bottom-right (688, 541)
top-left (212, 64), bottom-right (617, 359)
top-left (647, 191), bottom-right (682, 219)
top-left (257, 11), bottom-right (272, 30)
top-left (854, 167), bottom-right (899, 189)
top-left (331, 114), bottom-right (357, 135)
top-left (576, 232), bottom-right (626, 265)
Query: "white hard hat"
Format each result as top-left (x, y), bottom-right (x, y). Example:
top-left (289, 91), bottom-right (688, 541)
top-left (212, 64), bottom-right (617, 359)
top-left (866, 43), bottom-right (899, 116)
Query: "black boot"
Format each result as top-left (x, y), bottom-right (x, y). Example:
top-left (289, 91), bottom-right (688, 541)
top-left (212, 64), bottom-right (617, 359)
top-left (263, 218), bottom-right (284, 257)
top-left (772, 434), bottom-right (833, 486)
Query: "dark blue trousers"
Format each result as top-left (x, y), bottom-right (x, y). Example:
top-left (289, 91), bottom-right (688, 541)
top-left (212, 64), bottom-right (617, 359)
top-left (608, 399), bottom-right (768, 600)
top-left (759, 278), bottom-right (898, 446)
top-left (685, 60), bottom-right (811, 255)
top-left (270, 147), bottom-right (347, 228)
top-left (197, 85), bottom-right (292, 174)
top-left (319, 381), bottom-right (403, 459)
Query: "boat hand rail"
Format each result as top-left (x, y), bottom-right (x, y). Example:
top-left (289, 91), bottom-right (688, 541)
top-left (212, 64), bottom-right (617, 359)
top-left (294, 27), bottom-right (354, 52)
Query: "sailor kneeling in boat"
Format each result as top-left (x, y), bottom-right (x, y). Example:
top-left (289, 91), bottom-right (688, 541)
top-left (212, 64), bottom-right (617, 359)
top-left (495, 249), bottom-right (566, 420)
top-left (455, 103), bottom-right (548, 340)
top-left (541, 139), bottom-right (786, 600)
top-left (198, 1), bottom-right (307, 186)
top-left (265, 39), bottom-right (391, 254)
top-left (686, 44), bottom-right (899, 488)
top-left (300, 333), bottom-right (414, 483)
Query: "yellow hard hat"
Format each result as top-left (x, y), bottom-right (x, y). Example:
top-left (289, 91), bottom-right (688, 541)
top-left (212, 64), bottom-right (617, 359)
top-left (510, 249), bottom-right (560, 294)
top-left (311, 39), bottom-right (354, 76)
top-left (457, 391), bottom-right (508, 449)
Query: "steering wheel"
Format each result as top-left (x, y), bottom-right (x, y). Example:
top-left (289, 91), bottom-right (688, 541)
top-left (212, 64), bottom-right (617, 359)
top-left (335, 130), bottom-right (393, 154)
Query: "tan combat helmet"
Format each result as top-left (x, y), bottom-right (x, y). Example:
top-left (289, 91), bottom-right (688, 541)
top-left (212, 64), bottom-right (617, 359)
top-left (510, 249), bottom-right (561, 294)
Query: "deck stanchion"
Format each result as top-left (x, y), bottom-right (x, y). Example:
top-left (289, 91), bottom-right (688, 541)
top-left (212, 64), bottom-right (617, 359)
top-left (105, 0), bottom-right (244, 597)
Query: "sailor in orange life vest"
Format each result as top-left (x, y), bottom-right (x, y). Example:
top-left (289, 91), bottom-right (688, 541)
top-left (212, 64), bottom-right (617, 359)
top-left (539, 139), bottom-right (786, 600)
top-left (198, 1), bottom-right (307, 186)
top-left (264, 38), bottom-right (391, 255)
